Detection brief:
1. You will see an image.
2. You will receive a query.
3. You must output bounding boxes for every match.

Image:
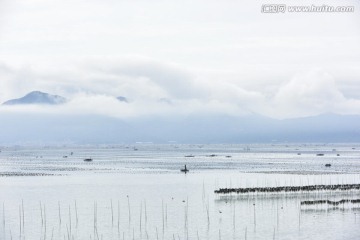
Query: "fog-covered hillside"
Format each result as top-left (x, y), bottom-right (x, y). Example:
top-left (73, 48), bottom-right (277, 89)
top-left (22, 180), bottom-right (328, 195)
top-left (2, 91), bottom-right (66, 105)
top-left (0, 112), bottom-right (359, 145)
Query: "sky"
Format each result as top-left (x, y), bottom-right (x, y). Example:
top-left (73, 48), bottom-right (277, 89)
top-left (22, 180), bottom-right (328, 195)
top-left (0, 0), bottom-right (360, 119)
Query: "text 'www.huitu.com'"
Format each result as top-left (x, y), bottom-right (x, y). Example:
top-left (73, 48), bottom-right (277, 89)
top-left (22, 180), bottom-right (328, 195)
top-left (261, 4), bottom-right (355, 13)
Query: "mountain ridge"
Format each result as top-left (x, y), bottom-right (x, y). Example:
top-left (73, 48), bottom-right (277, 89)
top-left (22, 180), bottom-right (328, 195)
top-left (0, 112), bottom-right (359, 144)
top-left (2, 91), bottom-right (67, 105)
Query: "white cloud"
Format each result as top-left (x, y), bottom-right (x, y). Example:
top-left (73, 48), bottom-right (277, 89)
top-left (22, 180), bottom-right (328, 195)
top-left (0, 0), bottom-right (359, 119)
top-left (1, 59), bottom-right (360, 119)
top-left (265, 70), bottom-right (360, 118)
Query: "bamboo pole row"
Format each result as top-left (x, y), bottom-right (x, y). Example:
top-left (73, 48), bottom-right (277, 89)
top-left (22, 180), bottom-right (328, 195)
top-left (215, 184), bottom-right (360, 194)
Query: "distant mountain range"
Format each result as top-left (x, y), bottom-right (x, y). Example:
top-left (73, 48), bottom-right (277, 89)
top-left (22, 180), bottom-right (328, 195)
top-left (2, 91), bottom-right (66, 105)
top-left (2, 91), bottom-right (129, 105)
top-left (0, 112), bottom-right (359, 144)
top-left (1, 91), bottom-right (360, 144)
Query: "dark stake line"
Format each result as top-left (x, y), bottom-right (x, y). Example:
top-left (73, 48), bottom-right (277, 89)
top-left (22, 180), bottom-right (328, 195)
top-left (214, 184), bottom-right (360, 194)
top-left (301, 199), bottom-right (360, 206)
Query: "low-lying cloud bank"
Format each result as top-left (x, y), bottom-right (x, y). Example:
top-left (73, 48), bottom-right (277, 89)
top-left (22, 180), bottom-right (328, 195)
top-left (1, 58), bottom-right (360, 120)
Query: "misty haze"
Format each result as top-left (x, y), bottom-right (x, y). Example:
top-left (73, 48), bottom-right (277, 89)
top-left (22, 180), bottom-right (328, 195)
top-left (1, 0), bottom-right (360, 239)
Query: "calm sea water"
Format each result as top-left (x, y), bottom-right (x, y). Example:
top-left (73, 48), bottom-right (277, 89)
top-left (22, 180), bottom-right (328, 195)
top-left (1, 143), bottom-right (360, 239)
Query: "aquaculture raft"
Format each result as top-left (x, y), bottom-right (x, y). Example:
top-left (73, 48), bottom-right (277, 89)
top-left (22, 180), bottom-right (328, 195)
top-left (215, 184), bottom-right (360, 194)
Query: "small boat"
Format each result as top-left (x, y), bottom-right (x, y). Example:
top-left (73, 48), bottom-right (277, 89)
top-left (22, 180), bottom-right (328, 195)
top-left (206, 154), bottom-right (217, 157)
top-left (84, 158), bottom-right (93, 162)
top-left (180, 165), bottom-right (189, 173)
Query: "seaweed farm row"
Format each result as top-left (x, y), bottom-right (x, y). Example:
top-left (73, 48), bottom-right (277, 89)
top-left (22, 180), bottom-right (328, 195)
top-left (301, 199), bottom-right (360, 206)
top-left (214, 184), bottom-right (360, 194)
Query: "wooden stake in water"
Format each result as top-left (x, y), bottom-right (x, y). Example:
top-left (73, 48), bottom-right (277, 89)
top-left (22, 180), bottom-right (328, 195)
top-left (22, 199), bottom-right (25, 232)
top-left (2, 202), bottom-right (5, 228)
top-left (165, 204), bottom-right (168, 227)
top-left (40, 201), bottom-right (43, 226)
top-left (205, 198), bottom-right (210, 226)
top-left (233, 203), bottom-right (236, 230)
top-left (127, 196), bottom-right (131, 224)
top-left (75, 200), bottom-right (78, 226)
top-left (144, 200), bottom-right (147, 226)
top-left (111, 199), bottom-right (114, 227)
top-left (94, 202), bottom-right (96, 237)
top-left (273, 227), bottom-right (276, 240)
top-left (202, 181), bottom-right (205, 201)
top-left (162, 200), bottom-right (164, 232)
top-left (44, 204), bottom-right (47, 238)
top-left (58, 201), bottom-right (62, 225)
top-left (118, 200), bottom-right (120, 232)
top-left (298, 203), bottom-right (301, 230)
top-left (68, 205), bottom-right (71, 236)
top-left (186, 198), bottom-right (189, 240)
top-left (140, 201), bottom-right (142, 232)
top-left (253, 203), bottom-right (256, 232)
top-left (66, 224), bottom-right (70, 240)
top-left (19, 205), bottom-right (21, 238)
top-left (276, 203), bottom-right (279, 230)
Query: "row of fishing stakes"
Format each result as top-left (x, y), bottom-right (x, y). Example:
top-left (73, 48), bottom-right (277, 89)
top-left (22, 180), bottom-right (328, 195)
top-left (214, 183), bottom-right (360, 194)
top-left (2, 197), bottom-right (217, 240)
top-left (7, 200), bottom-right (26, 240)
top-left (2, 195), bottom-right (284, 240)
top-left (91, 197), bottom-right (171, 240)
top-left (301, 199), bottom-right (360, 206)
